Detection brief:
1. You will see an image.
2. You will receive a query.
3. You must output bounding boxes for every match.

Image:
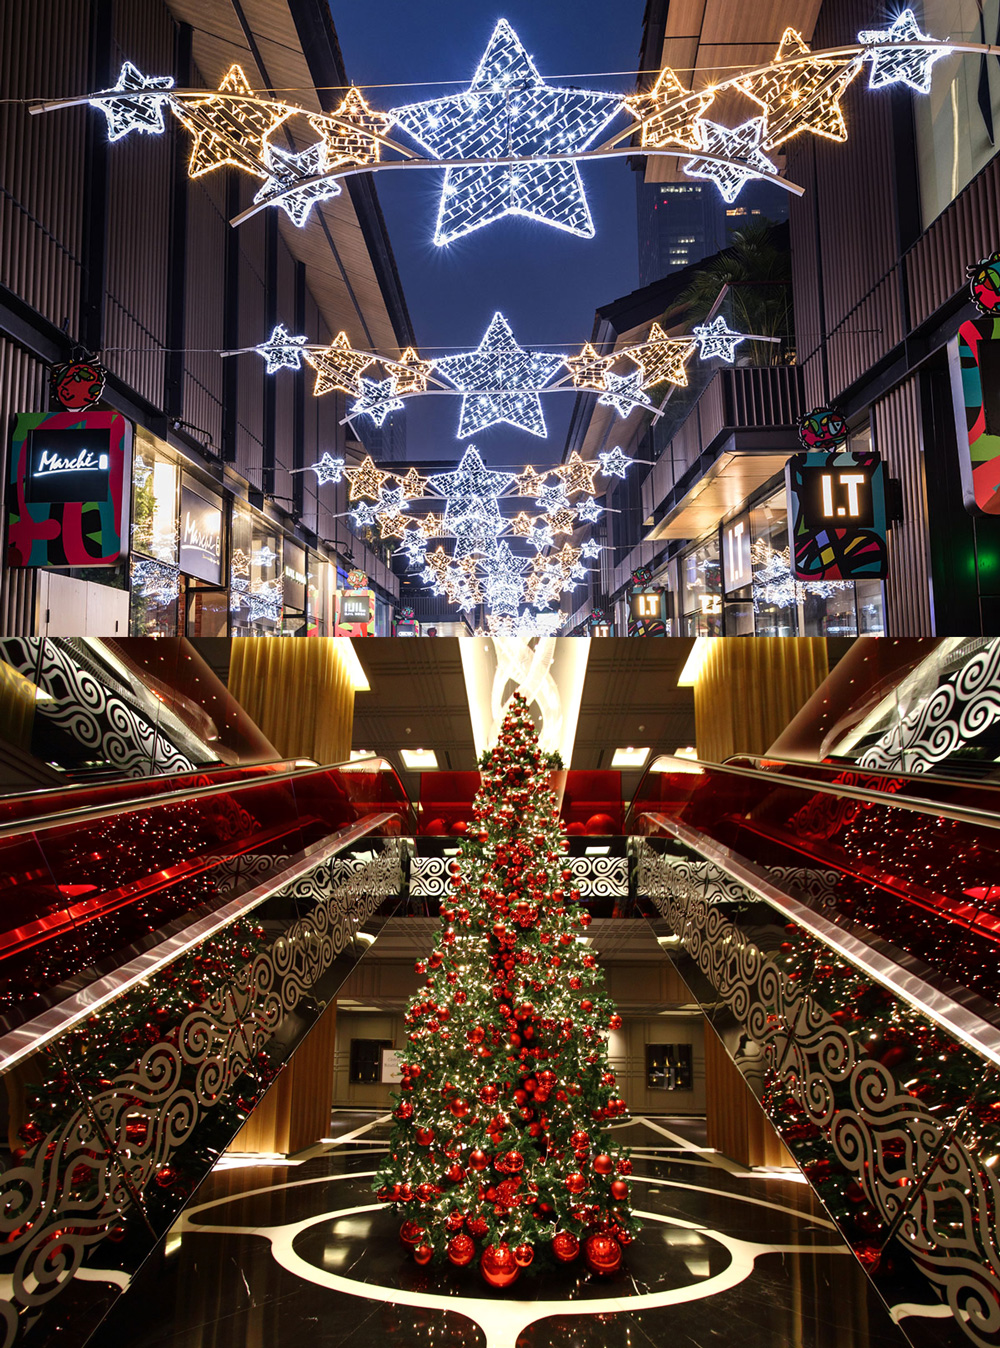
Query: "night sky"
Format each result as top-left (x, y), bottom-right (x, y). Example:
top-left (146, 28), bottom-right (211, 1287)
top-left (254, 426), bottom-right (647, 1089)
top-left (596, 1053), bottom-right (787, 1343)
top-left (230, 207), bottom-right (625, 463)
top-left (329, 0), bottom-right (647, 467)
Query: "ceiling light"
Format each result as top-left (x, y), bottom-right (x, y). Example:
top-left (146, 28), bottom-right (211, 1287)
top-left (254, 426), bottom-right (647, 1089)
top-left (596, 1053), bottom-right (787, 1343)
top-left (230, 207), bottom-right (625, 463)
top-left (611, 746), bottom-right (649, 768)
top-left (340, 640), bottom-right (371, 691)
top-left (677, 638), bottom-right (713, 686)
top-left (649, 752), bottom-right (703, 774)
top-left (584, 844), bottom-right (610, 855)
top-left (401, 748), bottom-right (439, 769)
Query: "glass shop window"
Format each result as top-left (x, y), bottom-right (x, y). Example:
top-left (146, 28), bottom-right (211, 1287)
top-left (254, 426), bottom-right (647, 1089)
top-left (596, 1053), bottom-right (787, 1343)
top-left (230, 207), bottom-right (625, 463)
top-left (230, 503), bottom-right (282, 635)
top-left (129, 435), bottom-right (180, 636)
top-left (349, 1038), bottom-right (393, 1084)
top-left (645, 1043), bottom-right (693, 1091)
top-left (680, 538), bottom-right (722, 636)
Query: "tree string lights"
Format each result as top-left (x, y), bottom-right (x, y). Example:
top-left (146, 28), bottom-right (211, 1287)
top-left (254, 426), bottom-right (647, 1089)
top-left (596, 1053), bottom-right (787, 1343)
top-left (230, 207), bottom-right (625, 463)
top-left (55, 11), bottom-right (978, 241)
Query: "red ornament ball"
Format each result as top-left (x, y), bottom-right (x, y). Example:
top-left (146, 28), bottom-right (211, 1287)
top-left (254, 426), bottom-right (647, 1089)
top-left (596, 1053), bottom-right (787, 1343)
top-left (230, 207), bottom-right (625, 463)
top-left (448, 1233), bottom-right (476, 1267)
top-left (552, 1231), bottom-right (580, 1263)
top-left (466, 1214), bottom-right (489, 1238)
top-left (480, 1244), bottom-right (521, 1289)
top-left (611, 1179), bottom-right (629, 1201)
top-left (414, 1243), bottom-right (434, 1265)
top-left (513, 1243), bottom-right (534, 1268)
top-left (469, 1149), bottom-right (489, 1171)
top-left (399, 1220), bottom-right (425, 1248)
top-left (565, 1172), bottom-right (587, 1195)
top-left (585, 813), bottom-right (616, 835)
top-left (584, 1233), bottom-right (622, 1275)
top-left (592, 1153), bottom-right (613, 1175)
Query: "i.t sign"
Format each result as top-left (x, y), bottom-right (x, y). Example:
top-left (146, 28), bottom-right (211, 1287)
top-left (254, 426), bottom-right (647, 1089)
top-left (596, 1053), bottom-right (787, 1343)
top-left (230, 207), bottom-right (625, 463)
top-left (785, 450), bottom-right (887, 581)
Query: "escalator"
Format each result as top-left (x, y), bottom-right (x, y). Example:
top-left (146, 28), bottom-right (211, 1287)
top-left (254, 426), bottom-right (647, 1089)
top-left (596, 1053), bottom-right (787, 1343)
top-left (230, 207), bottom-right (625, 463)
top-left (628, 754), bottom-right (1000, 1348)
top-left (0, 756), bottom-right (414, 1348)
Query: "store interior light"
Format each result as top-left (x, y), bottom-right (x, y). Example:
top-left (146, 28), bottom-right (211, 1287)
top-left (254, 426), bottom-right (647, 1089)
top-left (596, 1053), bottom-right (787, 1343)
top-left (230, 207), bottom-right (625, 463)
top-left (340, 640), bottom-right (371, 691)
top-left (611, 746), bottom-right (650, 768)
top-left (677, 637), bottom-right (714, 686)
top-left (400, 747), bottom-right (439, 769)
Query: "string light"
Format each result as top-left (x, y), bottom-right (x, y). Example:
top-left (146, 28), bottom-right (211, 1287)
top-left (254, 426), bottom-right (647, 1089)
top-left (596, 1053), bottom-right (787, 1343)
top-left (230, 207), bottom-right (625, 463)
top-left (598, 446), bottom-right (633, 478)
top-left (859, 9), bottom-right (949, 94)
top-left (598, 370), bottom-right (652, 419)
top-left (132, 557), bottom-right (180, 602)
top-left (306, 452), bottom-right (346, 485)
top-left (255, 323), bottom-right (308, 373)
top-left (565, 342), bottom-right (615, 391)
top-left (90, 62), bottom-right (174, 141)
top-left (692, 316), bottom-right (747, 363)
top-left (433, 312), bottom-right (563, 439)
top-left (624, 66), bottom-right (715, 153)
top-left (350, 376), bottom-right (405, 426)
top-left (388, 19), bottom-right (623, 244)
top-left (344, 454), bottom-right (389, 502)
top-left (737, 29), bottom-right (863, 150)
top-left (683, 117), bottom-right (778, 203)
top-left (253, 140), bottom-right (341, 225)
top-left (627, 323), bottom-right (696, 388)
top-left (306, 332), bottom-right (374, 396)
top-left (173, 64), bottom-right (290, 179)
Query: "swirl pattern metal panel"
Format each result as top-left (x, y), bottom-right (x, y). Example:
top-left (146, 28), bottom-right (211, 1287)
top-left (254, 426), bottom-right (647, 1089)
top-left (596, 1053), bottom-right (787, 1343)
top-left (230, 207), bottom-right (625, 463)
top-left (0, 840), bottom-right (402, 1348)
top-left (409, 853), bottom-right (628, 899)
top-left (637, 839), bottom-right (1000, 1348)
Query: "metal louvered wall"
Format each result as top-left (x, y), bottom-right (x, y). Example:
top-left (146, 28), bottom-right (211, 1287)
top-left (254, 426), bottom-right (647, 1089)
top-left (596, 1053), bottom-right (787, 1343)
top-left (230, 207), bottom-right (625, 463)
top-left (872, 378), bottom-right (934, 636)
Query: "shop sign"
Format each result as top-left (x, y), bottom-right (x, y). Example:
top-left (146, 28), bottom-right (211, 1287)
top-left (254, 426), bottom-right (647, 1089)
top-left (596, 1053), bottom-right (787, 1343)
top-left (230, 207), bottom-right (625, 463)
top-left (784, 450), bottom-right (888, 581)
top-left (396, 621), bottom-right (420, 636)
top-left (283, 541), bottom-right (307, 612)
top-left (952, 317), bottom-right (1000, 514)
top-left (178, 483), bottom-right (222, 584)
top-left (336, 589), bottom-right (375, 636)
top-left (7, 410), bottom-right (132, 567)
top-left (722, 514), bottom-right (752, 592)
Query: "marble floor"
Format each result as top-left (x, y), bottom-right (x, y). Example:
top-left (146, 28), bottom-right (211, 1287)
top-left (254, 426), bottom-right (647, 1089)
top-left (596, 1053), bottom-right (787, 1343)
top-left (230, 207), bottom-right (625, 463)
top-left (97, 1113), bottom-right (953, 1348)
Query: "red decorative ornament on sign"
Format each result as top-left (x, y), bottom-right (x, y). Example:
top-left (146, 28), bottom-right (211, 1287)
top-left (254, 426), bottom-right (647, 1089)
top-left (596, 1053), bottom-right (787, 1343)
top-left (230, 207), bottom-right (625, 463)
top-left (51, 359), bottom-right (107, 411)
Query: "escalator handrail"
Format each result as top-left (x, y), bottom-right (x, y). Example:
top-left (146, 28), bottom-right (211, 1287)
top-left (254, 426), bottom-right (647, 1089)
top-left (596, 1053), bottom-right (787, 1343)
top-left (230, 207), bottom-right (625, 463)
top-left (723, 751), bottom-right (1000, 799)
top-left (630, 753), bottom-right (1000, 835)
top-left (0, 810), bottom-right (400, 1075)
top-left (0, 754), bottom-right (415, 840)
top-left (639, 811), bottom-right (1000, 1071)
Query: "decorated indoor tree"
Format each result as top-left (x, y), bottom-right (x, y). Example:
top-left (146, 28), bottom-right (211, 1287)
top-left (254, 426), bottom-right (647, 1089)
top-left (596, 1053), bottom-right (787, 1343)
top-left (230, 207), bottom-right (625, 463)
top-left (374, 691), bottom-right (635, 1288)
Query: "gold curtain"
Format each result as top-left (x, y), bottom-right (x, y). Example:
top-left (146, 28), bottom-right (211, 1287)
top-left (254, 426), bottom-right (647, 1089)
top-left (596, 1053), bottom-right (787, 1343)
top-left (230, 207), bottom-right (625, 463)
top-left (704, 1020), bottom-right (792, 1167)
top-left (228, 639), bottom-right (356, 764)
top-left (230, 1000), bottom-right (338, 1155)
top-left (694, 638), bottom-right (830, 764)
top-left (0, 660), bottom-right (37, 752)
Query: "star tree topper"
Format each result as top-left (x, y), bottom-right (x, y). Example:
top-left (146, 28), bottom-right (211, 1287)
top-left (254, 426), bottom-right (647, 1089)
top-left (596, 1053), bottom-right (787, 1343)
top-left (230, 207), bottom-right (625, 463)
top-left (389, 20), bottom-right (623, 244)
top-left (433, 312), bottom-right (563, 439)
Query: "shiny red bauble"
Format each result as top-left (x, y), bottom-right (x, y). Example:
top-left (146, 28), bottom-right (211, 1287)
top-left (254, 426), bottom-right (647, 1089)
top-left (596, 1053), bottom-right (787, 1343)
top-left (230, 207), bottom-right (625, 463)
top-left (481, 1244), bottom-right (521, 1288)
top-left (448, 1233), bottom-right (476, 1267)
top-left (445, 1210), bottom-right (465, 1232)
top-left (552, 1231), bottom-right (580, 1262)
top-left (466, 1214), bottom-right (489, 1238)
top-left (414, 1244), bottom-right (433, 1265)
top-left (584, 1233), bottom-right (622, 1275)
top-left (399, 1220), bottom-right (425, 1247)
top-left (445, 1163), bottom-right (465, 1183)
top-left (609, 1014), bottom-right (623, 1030)
top-left (513, 1243), bottom-right (534, 1268)
top-left (617, 1158), bottom-right (633, 1175)
top-left (416, 1182), bottom-right (437, 1203)
top-left (468, 1149), bottom-right (489, 1171)
top-left (569, 1129), bottom-right (589, 1150)
top-left (500, 1149), bottom-right (524, 1172)
top-left (416, 1128), bottom-right (435, 1146)
top-left (592, 1153), bottom-right (613, 1174)
top-left (449, 1097), bottom-right (470, 1118)
top-left (565, 1171), bottom-right (587, 1195)
top-left (611, 1179), bottom-right (629, 1201)
top-left (394, 1101), bottom-right (414, 1120)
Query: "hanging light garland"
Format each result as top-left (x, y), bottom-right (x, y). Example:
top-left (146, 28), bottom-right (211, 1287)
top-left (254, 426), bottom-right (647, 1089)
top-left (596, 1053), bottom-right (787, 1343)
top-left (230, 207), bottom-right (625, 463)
top-left (36, 11), bottom-right (982, 247)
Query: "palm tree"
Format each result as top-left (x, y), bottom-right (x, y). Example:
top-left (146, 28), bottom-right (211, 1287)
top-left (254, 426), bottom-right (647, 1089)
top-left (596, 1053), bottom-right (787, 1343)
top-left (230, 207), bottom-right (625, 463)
top-left (676, 221), bottom-right (793, 366)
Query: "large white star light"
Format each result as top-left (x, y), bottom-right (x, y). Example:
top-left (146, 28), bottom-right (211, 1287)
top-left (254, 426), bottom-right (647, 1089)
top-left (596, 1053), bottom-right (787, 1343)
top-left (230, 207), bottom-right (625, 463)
top-left (256, 323), bottom-right (308, 373)
top-left (434, 313), bottom-right (563, 438)
top-left (580, 538), bottom-right (602, 559)
top-left (683, 118), bottom-right (778, 203)
top-left (576, 496), bottom-right (605, 523)
top-left (598, 371), bottom-right (652, 420)
top-left (598, 446), bottom-right (635, 478)
top-left (350, 377), bottom-right (405, 427)
top-left (693, 315), bottom-right (747, 363)
top-left (253, 141), bottom-right (342, 226)
top-left (91, 62), bottom-right (175, 141)
top-left (428, 445), bottom-right (515, 529)
top-left (389, 20), bottom-right (623, 245)
top-left (483, 542), bottom-right (528, 615)
top-left (307, 452), bottom-right (346, 485)
top-left (858, 9), bottom-right (950, 94)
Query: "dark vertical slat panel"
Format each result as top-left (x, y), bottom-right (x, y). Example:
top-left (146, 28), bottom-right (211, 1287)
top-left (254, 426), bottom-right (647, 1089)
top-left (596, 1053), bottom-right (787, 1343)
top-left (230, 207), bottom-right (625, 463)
top-left (0, 340), bottom-right (45, 633)
top-left (873, 377), bottom-right (934, 636)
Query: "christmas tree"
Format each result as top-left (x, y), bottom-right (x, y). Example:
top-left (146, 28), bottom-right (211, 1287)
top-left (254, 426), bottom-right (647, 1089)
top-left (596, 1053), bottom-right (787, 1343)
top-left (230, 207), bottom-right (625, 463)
top-left (374, 692), bottom-right (635, 1288)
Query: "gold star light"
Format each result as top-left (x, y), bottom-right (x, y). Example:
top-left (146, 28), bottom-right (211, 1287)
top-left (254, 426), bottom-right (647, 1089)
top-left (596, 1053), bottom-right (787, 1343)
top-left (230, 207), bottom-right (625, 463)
top-left (230, 548), bottom-right (251, 577)
top-left (515, 465), bottom-right (547, 497)
top-left (510, 511), bottom-right (536, 537)
top-left (389, 347), bottom-right (435, 395)
top-left (344, 455), bottom-right (388, 502)
top-left (175, 64), bottom-right (291, 178)
top-left (736, 29), bottom-right (862, 150)
top-left (309, 86), bottom-right (392, 168)
top-left (305, 331), bottom-right (374, 396)
top-left (624, 67), bottom-right (716, 153)
top-left (546, 508), bottom-right (577, 536)
top-left (557, 543), bottom-right (582, 573)
top-left (379, 513), bottom-right (410, 540)
top-left (397, 466), bottom-right (426, 499)
top-left (551, 450), bottom-right (599, 496)
top-left (627, 323), bottom-right (697, 388)
top-left (565, 341), bottom-right (616, 391)
top-left (426, 547), bottom-right (453, 577)
top-left (417, 512), bottom-right (444, 537)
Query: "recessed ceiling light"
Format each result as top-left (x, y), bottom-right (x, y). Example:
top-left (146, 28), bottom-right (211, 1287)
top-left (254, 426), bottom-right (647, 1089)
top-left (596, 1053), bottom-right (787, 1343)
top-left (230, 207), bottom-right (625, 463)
top-left (611, 746), bottom-right (649, 768)
top-left (401, 748), bottom-right (439, 770)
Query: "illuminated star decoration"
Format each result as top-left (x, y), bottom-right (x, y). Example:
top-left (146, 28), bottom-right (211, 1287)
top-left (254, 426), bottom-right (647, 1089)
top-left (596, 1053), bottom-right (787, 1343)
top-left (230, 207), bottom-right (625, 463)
top-left (390, 347), bottom-right (435, 395)
top-left (565, 342), bottom-right (615, 391)
top-left (350, 501), bottom-right (379, 528)
top-left (345, 454), bottom-right (388, 501)
top-left (433, 312), bottom-right (564, 438)
top-left (305, 332), bottom-right (373, 396)
top-left (552, 449), bottom-right (599, 495)
top-left (389, 19), bottom-right (623, 244)
top-left (247, 584), bottom-right (282, 622)
top-left (576, 496), bottom-right (604, 523)
top-left (629, 325), bottom-right (697, 388)
top-left (529, 522), bottom-right (554, 551)
top-left (580, 538), bottom-right (602, 559)
top-left (624, 66), bottom-right (715, 153)
top-left (375, 486), bottom-right (409, 514)
top-left (598, 370), bottom-right (653, 419)
top-left (308, 86), bottom-right (392, 168)
top-left (692, 316), bottom-right (747, 363)
top-left (515, 464), bottom-right (547, 497)
top-left (132, 455), bottom-right (153, 489)
top-left (379, 513), bottom-right (411, 540)
top-left (683, 118), bottom-right (778, 203)
top-left (91, 62), bottom-right (175, 141)
top-left (256, 323), bottom-right (308, 373)
top-left (598, 446), bottom-right (634, 478)
top-left (307, 452), bottom-right (346, 485)
top-left (350, 377), bottom-right (405, 426)
top-left (536, 483), bottom-right (571, 514)
top-left (428, 445), bottom-right (515, 532)
top-left (174, 64), bottom-right (291, 178)
top-left (859, 9), bottom-right (949, 95)
top-left (253, 141), bottom-right (341, 226)
top-left (736, 28), bottom-right (862, 150)
top-left (253, 545), bottom-right (278, 568)
top-left (482, 542), bottom-right (528, 615)
top-left (398, 466), bottom-right (426, 499)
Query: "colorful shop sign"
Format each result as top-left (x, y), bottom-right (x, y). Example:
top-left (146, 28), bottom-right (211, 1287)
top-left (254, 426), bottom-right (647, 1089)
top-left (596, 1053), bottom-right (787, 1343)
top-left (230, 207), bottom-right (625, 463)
top-left (784, 450), bottom-right (888, 581)
top-left (953, 316), bottom-right (1000, 514)
top-left (335, 588), bottom-right (375, 637)
top-left (7, 409), bottom-right (132, 567)
top-left (628, 589), bottom-right (666, 635)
